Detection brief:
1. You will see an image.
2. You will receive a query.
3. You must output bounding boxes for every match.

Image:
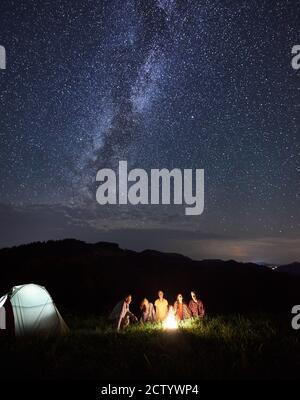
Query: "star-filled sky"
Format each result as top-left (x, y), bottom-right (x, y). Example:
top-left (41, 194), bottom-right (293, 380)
top-left (0, 0), bottom-right (299, 263)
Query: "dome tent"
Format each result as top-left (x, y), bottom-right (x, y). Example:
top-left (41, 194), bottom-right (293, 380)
top-left (0, 283), bottom-right (68, 336)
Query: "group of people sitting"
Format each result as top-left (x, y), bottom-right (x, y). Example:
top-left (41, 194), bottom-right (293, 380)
top-left (109, 290), bottom-right (205, 331)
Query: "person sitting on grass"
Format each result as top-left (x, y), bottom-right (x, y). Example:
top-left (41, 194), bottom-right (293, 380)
top-left (140, 298), bottom-right (156, 323)
top-left (109, 294), bottom-right (138, 331)
top-left (174, 294), bottom-right (191, 321)
top-left (154, 290), bottom-right (169, 322)
top-left (188, 291), bottom-right (205, 318)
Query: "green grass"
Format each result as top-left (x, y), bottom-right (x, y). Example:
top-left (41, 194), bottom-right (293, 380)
top-left (1, 314), bottom-right (300, 380)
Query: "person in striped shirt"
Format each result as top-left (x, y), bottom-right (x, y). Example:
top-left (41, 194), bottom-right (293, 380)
top-left (188, 291), bottom-right (205, 318)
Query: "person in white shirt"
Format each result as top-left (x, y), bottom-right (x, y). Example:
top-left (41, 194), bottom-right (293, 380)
top-left (109, 294), bottom-right (138, 331)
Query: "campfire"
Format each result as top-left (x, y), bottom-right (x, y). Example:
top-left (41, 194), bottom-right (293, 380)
top-left (163, 306), bottom-right (178, 330)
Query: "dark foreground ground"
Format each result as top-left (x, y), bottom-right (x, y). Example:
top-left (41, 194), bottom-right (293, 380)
top-left (1, 314), bottom-right (300, 380)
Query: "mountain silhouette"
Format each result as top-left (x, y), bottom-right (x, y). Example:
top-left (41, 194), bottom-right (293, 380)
top-left (277, 262), bottom-right (300, 276)
top-left (0, 239), bottom-right (299, 316)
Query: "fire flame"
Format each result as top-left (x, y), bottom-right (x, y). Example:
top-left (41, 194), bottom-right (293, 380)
top-left (163, 307), bottom-right (178, 330)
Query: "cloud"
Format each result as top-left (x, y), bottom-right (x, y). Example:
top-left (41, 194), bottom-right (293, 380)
top-left (175, 237), bottom-right (300, 264)
top-left (0, 203), bottom-right (299, 264)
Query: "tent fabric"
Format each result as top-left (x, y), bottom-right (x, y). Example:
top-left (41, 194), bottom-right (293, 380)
top-left (0, 295), bottom-right (8, 330)
top-left (0, 295), bottom-right (8, 328)
top-left (0, 284), bottom-right (68, 336)
top-left (0, 305), bottom-right (6, 329)
top-left (0, 295), bottom-right (7, 308)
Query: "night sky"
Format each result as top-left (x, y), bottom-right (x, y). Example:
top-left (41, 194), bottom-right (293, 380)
top-left (0, 0), bottom-right (299, 263)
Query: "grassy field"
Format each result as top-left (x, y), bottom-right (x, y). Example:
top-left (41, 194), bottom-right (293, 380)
top-left (1, 314), bottom-right (300, 380)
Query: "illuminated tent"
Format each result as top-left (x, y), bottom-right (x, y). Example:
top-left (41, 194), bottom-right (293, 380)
top-left (0, 283), bottom-right (68, 336)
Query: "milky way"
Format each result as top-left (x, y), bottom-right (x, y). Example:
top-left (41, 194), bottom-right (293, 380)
top-left (0, 0), bottom-right (299, 262)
